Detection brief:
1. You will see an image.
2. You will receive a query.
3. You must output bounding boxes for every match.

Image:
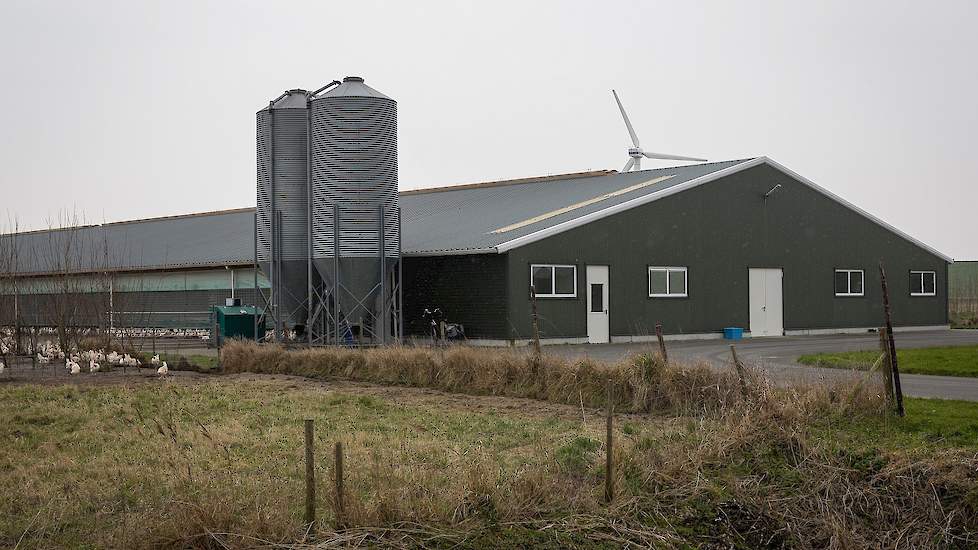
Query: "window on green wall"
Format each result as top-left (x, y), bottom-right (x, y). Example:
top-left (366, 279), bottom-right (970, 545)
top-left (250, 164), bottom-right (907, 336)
top-left (910, 270), bottom-right (936, 296)
top-left (649, 266), bottom-right (687, 297)
top-left (835, 269), bottom-right (864, 297)
top-left (530, 264), bottom-right (576, 298)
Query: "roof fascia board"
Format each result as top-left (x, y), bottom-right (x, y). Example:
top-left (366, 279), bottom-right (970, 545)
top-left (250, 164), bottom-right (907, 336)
top-left (495, 158), bottom-right (764, 253)
top-left (761, 157), bottom-right (953, 263)
top-left (3, 260), bottom-right (255, 279)
top-left (403, 247), bottom-right (497, 257)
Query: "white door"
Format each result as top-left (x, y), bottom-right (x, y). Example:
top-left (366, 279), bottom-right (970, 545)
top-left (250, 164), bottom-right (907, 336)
top-left (586, 265), bottom-right (610, 343)
top-left (748, 268), bottom-right (784, 337)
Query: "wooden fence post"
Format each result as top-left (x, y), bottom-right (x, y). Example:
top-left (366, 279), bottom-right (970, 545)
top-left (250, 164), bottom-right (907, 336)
top-left (729, 344), bottom-right (750, 398)
top-left (304, 419), bottom-right (316, 526)
top-left (879, 262), bottom-right (905, 417)
top-left (605, 381), bottom-right (615, 503)
top-left (529, 285), bottom-right (542, 358)
top-left (655, 322), bottom-right (668, 367)
top-left (334, 441), bottom-right (345, 527)
top-left (878, 327), bottom-right (894, 404)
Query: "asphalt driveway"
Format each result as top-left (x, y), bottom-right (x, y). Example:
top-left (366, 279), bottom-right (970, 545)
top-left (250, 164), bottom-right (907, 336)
top-left (544, 329), bottom-right (978, 401)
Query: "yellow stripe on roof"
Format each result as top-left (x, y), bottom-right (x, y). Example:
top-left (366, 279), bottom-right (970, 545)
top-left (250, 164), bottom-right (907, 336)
top-left (490, 175), bottom-right (674, 234)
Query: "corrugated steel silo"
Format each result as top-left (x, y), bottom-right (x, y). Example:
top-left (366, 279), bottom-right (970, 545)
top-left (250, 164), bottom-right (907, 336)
top-left (256, 89), bottom-right (312, 332)
top-left (310, 76), bottom-right (399, 342)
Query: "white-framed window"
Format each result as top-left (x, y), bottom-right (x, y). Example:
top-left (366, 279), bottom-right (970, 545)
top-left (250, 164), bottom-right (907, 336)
top-left (649, 266), bottom-right (688, 297)
top-left (530, 264), bottom-right (577, 298)
top-left (834, 269), bottom-right (864, 297)
top-left (910, 270), bottom-right (936, 296)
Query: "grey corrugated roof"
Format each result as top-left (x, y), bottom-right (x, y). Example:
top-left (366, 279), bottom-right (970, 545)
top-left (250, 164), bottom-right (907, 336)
top-left (400, 160), bottom-right (750, 254)
top-left (0, 161), bottom-right (752, 275)
top-left (1, 209), bottom-right (256, 275)
top-left (14, 157), bottom-right (949, 274)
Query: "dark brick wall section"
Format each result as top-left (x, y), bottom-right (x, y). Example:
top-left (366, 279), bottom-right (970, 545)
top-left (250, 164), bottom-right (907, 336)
top-left (402, 254), bottom-right (508, 339)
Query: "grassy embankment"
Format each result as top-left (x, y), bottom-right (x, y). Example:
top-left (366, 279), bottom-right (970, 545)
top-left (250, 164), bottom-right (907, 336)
top-left (3, 341), bottom-right (978, 548)
top-left (798, 344), bottom-right (978, 378)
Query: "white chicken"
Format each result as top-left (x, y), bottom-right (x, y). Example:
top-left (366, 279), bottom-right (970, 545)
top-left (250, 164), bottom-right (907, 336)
top-left (151, 354), bottom-right (161, 366)
top-left (157, 361), bottom-right (168, 378)
top-left (69, 362), bottom-right (81, 375)
top-left (89, 359), bottom-right (100, 373)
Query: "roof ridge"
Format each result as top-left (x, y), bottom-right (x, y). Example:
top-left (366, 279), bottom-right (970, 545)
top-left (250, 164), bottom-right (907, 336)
top-left (400, 170), bottom-right (616, 196)
top-left (628, 158), bottom-right (758, 173)
top-left (0, 207), bottom-right (258, 237)
top-left (98, 207), bottom-right (256, 228)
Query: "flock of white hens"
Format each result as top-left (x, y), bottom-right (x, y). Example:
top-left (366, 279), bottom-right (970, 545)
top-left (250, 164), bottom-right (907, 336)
top-left (3, 342), bottom-right (172, 378)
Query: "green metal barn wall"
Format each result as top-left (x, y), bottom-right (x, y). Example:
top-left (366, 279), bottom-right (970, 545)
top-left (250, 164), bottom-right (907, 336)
top-left (504, 164), bottom-right (948, 340)
top-left (0, 268), bottom-right (269, 328)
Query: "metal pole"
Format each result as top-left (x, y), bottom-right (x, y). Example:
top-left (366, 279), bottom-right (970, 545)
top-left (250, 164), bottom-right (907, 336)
top-left (333, 203), bottom-right (340, 345)
top-left (253, 211), bottom-right (258, 342)
top-left (397, 206), bottom-right (403, 342)
top-left (379, 204), bottom-right (386, 344)
top-left (605, 381), bottom-right (614, 503)
top-left (109, 276), bottom-right (114, 332)
top-left (268, 102), bottom-right (277, 341)
top-left (306, 95), bottom-right (313, 347)
top-left (272, 210), bottom-right (281, 339)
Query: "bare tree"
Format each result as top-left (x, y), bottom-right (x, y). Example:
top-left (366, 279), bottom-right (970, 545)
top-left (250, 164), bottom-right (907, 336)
top-left (0, 215), bottom-right (21, 358)
top-left (39, 209), bottom-right (95, 353)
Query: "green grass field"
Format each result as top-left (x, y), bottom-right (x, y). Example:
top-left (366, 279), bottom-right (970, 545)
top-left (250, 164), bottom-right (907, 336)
top-left (2, 373), bottom-right (978, 548)
top-left (823, 397), bottom-right (978, 448)
top-left (798, 345), bottom-right (978, 377)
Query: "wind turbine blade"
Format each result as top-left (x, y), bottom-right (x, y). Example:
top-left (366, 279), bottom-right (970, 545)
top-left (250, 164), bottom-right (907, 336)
top-left (612, 89), bottom-right (640, 147)
top-left (642, 151), bottom-right (707, 162)
top-left (621, 158), bottom-right (635, 172)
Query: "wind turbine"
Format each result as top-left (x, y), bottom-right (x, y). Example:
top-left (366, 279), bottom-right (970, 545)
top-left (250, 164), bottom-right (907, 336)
top-left (613, 90), bottom-right (706, 172)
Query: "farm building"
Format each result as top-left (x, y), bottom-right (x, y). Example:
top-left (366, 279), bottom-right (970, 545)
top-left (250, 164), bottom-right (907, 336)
top-left (0, 157), bottom-right (952, 343)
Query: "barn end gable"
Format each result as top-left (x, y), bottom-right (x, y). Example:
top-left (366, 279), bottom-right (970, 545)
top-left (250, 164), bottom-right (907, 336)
top-left (501, 162), bottom-right (949, 341)
top-left (496, 157), bottom-right (952, 263)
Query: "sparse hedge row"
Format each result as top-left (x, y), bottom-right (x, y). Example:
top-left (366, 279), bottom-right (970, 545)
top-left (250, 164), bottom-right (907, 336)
top-left (220, 340), bottom-right (749, 414)
top-left (219, 340), bottom-right (882, 420)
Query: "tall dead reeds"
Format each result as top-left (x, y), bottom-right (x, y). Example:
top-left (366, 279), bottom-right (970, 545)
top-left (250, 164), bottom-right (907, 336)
top-left (221, 340), bottom-right (887, 423)
top-left (220, 340), bottom-right (757, 415)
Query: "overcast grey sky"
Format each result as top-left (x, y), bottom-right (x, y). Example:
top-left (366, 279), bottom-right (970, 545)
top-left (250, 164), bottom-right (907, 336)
top-left (1, 0), bottom-right (975, 258)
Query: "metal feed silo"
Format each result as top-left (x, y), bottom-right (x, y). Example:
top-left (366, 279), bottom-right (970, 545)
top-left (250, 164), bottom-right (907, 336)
top-left (256, 89), bottom-right (312, 335)
top-left (310, 76), bottom-right (400, 343)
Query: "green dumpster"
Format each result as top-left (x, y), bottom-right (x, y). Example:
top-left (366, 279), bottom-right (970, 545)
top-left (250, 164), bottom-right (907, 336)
top-left (210, 305), bottom-right (265, 344)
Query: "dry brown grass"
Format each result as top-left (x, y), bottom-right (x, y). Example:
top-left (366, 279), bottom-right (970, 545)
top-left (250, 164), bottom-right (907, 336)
top-left (4, 343), bottom-right (978, 548)
top-left (220, 340), bottom-right (759, 416)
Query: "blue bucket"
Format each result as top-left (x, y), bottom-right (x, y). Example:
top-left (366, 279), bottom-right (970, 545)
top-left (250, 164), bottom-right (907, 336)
top-left (723, 327), bottom-right (744, 340)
